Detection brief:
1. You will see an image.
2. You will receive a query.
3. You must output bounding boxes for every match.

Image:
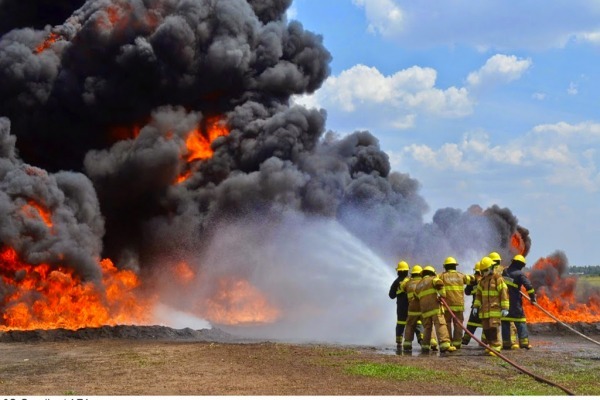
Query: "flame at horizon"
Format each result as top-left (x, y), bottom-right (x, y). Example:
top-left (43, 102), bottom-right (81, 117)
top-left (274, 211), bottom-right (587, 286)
top-left (525, 251), bottom-right (600, 323)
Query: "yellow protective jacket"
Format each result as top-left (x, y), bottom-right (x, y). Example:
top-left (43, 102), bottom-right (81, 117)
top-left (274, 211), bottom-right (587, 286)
top-left (400, 276), bottom-right (422, 318)
top-left (415, 275), bottom-right (446, 318)
top-left (438, 270), bottom-right (474, 312)
top-left (473, 272), bottom-right (509, 319)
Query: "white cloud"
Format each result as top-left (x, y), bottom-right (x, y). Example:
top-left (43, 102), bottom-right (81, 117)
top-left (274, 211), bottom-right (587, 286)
top-left (398, 122), bottom-right (600, 192)
top-left (286, 5), bottom-right (298, 20)
top-left (532, 92), bottom-right (546, 100)
top-left (352, 0), bottom-right (404, 37)
top-left (574, 30), bottom-right (600, 45)
top-left (391, 114), bottom-right (416, 129)
top-left (567, 82), bottom-right (578, 95)
top-left (291, 64), bottom-right (473, 128)
top-left (466, 54), bottom-right (532, 87)
top-left (352, 1), bottom-right (600, 50)
top-left (532, 121), bottom-right (600, 139)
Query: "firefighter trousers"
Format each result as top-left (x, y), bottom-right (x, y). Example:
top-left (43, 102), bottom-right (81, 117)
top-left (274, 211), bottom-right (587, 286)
top-left (422, 313), bottom-right (450, 350)
top-left (482, 317), bottom-right (502, 351)
top-left (501, 321), bottom-right (529, 347)
top-left (403, 314), bottom-right (424, 348)
top-left (443, 309), bottom-right (464, 347)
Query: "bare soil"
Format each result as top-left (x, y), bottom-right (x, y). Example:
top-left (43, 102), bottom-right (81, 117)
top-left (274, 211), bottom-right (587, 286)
top-left (0, 325), bottom-right (598, 396)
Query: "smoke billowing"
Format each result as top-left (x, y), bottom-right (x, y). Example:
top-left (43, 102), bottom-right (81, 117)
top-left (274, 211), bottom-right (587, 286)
top-left (0, 0), bottom-right (532, 343)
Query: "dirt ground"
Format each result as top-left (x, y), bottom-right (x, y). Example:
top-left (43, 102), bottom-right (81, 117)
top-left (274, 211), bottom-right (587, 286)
top-left (0, 326), bottom-right (599, 396)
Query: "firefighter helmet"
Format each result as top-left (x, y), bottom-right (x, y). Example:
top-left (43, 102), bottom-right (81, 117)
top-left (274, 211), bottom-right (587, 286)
top-left (411, 265), bottom-right (423, 275)
top-left (474, 261), bottom-right (481, 272)
top-left (513, 254), bottom-right (526, 264)
top-left (488, 252), bottom-right (502, 262)
top-left (479, 256), bottom-right (495, 271)
top-left (396, 260), bottom-right (410, 271)
top-left (443, 256), bottom-right (458, 266)
top-left (423, 265), bottom-right (436, 275)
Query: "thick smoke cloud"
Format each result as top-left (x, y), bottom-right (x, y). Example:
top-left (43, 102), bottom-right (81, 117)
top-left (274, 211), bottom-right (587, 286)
top-left (0, 117), bottom-right (104, 282)
top-left (0, 0), bottom-right (532, 341)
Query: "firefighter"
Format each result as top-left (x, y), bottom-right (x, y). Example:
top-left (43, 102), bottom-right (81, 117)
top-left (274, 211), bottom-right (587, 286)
top-left (489, 251), bottom-right (506, 273)
top-left (501, 254), bottom-right (536, 349)
top-left (439, 256), bottom-right (475, 349)
top-left (388, 260), bottom-right (410, 350)
top-left (461, 261), bottom-right (486, 346)
top-left (415, 265), bottom-right (455, 353)
top-left (400, 265), bottom-right (424, 352)
top-left (473, 256), bottom-right (509, 355)
top-left (489, 251), bottom-right (518, 346)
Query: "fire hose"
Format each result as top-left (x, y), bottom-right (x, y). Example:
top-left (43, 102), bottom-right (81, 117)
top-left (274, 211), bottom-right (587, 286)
top-left (519, 291), bottom-right (600, 347)
top-left (438, 296), bottom-right (575, 396)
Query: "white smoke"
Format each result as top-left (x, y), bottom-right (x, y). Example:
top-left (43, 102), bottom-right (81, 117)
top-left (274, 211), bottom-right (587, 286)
top-left (181, 211), bottom-right (397, 346)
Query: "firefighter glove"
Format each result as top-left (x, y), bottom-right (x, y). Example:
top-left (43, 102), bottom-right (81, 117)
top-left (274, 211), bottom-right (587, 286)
top-left (530, 294), bottom-right (536, 304)
top-left (471, 308), bottom-right (478, 317)
top-left (501, 309), bottom-right (509, 317)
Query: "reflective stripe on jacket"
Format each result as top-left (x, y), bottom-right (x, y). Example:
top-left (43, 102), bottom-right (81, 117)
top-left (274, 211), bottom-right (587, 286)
top-left (502, 266), bottom-right (535, 320)
top-left (401, 276), bottom-right (423, 316)
top-left (415, 275), bottom-right (445, 319)
top-left (473, 273), bottom-right (509, 319)
top-left (439, 270), bottom-right (474, 312)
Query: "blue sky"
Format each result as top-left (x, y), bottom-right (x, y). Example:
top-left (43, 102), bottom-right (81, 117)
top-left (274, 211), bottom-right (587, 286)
top-left (289, 0), bottom-right (600, 266)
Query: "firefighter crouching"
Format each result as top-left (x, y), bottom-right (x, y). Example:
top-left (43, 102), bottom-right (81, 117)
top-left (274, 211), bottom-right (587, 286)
top-left (472, 256), bottom-right (509, 355)
top-left (501, 254), bottom-right (536, 350)
top-left (439, 256), bottom-right (475, 349)
top-left (388, 260), bottom-right (410, 350)
top-left (416, 266), bottom-right (456, 353)
top-left (401, 265), bottom-right (424, 352)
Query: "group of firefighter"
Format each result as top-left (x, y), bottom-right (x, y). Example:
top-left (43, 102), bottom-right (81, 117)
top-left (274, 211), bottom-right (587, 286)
top-left (389, 252), bottom-right (537, 355)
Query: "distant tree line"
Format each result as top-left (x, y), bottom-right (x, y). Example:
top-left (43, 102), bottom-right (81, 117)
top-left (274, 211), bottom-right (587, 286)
top-left (568, 265), bottom-right (600, 275)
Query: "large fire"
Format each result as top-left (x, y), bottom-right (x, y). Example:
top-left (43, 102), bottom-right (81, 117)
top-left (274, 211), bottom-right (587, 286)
top-left (524, 254), bottom-right (600, 323)
top-left (0, 247), bottom-right (152, 331)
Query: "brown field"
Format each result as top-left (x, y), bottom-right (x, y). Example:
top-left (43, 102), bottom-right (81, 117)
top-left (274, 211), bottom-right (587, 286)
top-left (0, 325), bottom-right (599, 396)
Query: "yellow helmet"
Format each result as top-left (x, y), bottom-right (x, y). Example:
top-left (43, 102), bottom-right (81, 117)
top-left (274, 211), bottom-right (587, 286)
top-left (443, 256), bottom-right (458, 266)
top-left (474, 261), bottom-right (481, 272)
top-left (513, 254), bottom-right (526, 264)
top-left (396, 260), bottom-right (410, 271)
top-left (411, 265), bottom-right (423, 275)
top-left (423, 265), bottom-right (436, 275)
top-left (488, 252), bottom-right (502, 262)
top-left (479, 256), bottom-right (495, 271)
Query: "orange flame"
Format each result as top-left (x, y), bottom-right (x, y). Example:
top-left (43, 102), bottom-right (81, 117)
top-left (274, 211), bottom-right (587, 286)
top-left (198, 277), bottom-right (280, 325)
top-left (0, 247), bottom-right (152, 331)
top-left (96, 3), bottom-right (131, 31)
top-left (510, 232), bottom-right (525, 255)
top-left (174, 116), bottom-right (229, 183)
top-left (173, 261), bottom-right (195, 284)
top-left (185, 116), bottom-right (229, 162)
top-left (34, 32), bottom-right (61, 54)
top-left (524, 255), bottom-right (600, 323)
top-left (21, 200), bottom-right (53, 228)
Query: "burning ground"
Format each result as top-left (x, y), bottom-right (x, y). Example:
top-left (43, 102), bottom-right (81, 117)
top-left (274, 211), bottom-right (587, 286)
top-left (0, 0), bottom-right (597, 344)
